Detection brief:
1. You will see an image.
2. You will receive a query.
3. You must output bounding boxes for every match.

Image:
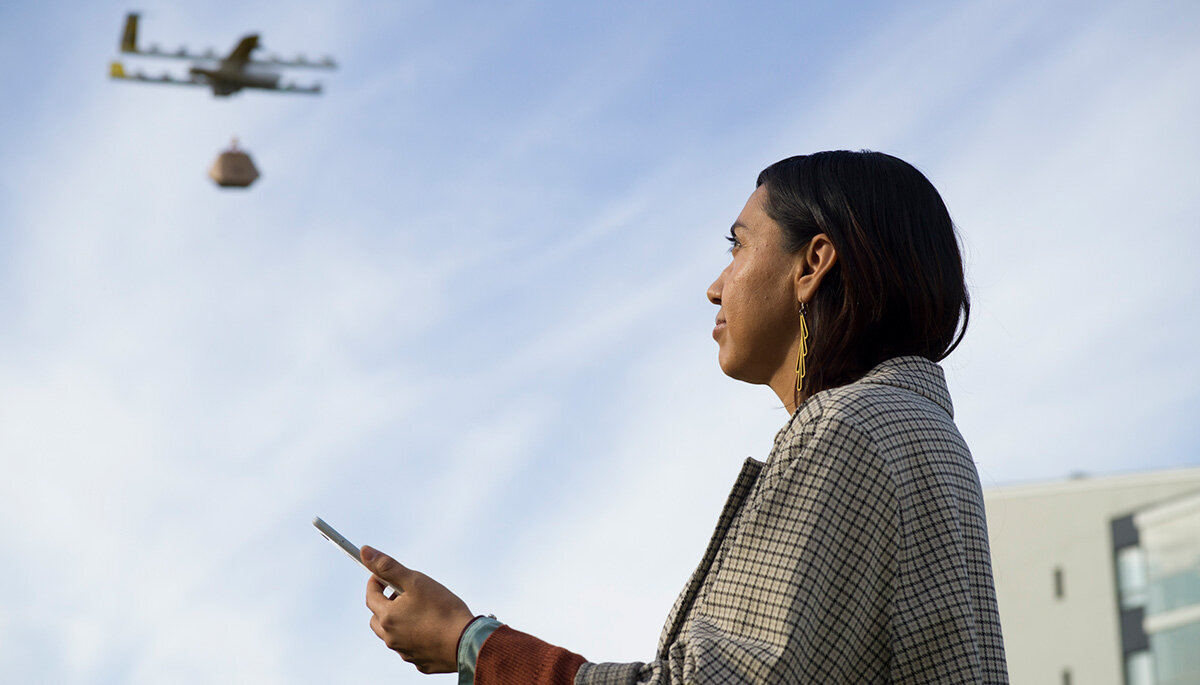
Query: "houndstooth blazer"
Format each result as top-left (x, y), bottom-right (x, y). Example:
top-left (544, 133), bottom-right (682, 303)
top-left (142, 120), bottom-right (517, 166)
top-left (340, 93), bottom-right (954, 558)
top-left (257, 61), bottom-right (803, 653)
top-left (576, 356), bottom-right (1007, 684)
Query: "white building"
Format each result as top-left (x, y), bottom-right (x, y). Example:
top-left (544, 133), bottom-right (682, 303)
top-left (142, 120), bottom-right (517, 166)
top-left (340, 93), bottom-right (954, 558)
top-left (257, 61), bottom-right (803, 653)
top-left (984, 468), bottom-right (1200, 685)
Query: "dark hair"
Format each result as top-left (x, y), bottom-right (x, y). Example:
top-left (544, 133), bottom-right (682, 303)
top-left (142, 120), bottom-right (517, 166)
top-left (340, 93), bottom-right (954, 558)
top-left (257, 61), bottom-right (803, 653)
top-left (756, 150), bottom-right (969, 398)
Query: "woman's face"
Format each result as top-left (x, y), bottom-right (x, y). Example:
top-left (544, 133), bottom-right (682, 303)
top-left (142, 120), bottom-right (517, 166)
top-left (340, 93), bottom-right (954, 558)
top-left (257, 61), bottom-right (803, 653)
top-left (707, 185), bottom-right (803, 387)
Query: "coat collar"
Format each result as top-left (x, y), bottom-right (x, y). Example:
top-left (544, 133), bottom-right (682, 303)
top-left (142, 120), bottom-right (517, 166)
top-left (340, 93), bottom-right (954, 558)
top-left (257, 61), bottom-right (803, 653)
top-left (776, 356), bottom-right (954, 446)
top-left (855, 355), bottom-right (955, 418)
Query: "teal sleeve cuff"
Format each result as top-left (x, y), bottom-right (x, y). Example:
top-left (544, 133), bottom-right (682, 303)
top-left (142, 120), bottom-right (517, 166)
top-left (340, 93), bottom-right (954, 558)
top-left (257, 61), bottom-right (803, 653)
top-left (457, 616), bottom-right (503, 685)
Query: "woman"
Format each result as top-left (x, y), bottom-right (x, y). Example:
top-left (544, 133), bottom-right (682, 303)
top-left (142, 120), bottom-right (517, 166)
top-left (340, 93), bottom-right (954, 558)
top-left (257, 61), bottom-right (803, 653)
top-left (359, 151), bottom-right (1009, 683)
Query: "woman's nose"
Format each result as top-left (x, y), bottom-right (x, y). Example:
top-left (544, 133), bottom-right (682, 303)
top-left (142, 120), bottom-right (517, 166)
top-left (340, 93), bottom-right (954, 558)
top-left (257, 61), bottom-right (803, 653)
top-left (707, 273), bottom-right (723, 305)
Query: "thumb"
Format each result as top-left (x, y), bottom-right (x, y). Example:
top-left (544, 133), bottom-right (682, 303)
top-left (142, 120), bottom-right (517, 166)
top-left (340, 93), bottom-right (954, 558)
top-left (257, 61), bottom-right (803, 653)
top-left (361, 545), bottom-right (411, 583)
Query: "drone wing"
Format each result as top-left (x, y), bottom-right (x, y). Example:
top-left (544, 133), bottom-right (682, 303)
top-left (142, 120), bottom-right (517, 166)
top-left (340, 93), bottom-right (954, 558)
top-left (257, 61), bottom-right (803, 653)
top-left (119, 13), bottom-right (225, 61)
top-left (109, 61), bottom-right (207, 88)
top-left (277, 82), bottom-right (323, 95)
top-left (250, 54), bottom-right (338, 69)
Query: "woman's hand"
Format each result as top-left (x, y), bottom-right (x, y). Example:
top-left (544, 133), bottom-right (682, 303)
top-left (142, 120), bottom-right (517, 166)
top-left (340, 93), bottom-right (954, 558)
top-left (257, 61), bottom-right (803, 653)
top-left (361, 545), bottom-right (476, 674)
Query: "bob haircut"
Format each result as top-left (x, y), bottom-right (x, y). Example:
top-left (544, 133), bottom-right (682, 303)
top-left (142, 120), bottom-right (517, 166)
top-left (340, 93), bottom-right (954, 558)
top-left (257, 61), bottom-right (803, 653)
top-left (756, 150), bottom-right (969, 399)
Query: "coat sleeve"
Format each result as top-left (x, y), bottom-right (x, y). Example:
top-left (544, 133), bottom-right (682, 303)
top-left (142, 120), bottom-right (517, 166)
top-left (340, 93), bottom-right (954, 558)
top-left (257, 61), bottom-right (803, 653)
top-left (481, 415), bottom-right (909, 684)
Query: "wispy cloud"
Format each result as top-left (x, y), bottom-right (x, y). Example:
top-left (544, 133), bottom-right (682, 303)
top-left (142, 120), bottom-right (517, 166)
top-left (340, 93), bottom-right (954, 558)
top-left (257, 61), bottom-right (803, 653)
top-left (1, 1), bottom-right (1197, 682)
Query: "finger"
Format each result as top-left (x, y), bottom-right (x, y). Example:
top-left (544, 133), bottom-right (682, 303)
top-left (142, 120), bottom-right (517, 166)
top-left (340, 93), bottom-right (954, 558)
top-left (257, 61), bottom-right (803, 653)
top-left (365, 576), bottom-right (396, 615)
top-left (369, 613), bottom-right (387, 642)
top-left (360, 545), bottom-right (414, 588)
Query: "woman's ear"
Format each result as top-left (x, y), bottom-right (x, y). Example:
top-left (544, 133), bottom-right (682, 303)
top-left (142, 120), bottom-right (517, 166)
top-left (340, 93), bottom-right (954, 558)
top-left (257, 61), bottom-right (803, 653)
top-left (794, 234), bottom-right (838, 303)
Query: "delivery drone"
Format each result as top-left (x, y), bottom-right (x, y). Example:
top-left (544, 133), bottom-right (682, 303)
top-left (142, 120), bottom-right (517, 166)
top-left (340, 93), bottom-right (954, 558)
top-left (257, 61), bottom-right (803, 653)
top-left (109, 12), bottom-right (336, 96)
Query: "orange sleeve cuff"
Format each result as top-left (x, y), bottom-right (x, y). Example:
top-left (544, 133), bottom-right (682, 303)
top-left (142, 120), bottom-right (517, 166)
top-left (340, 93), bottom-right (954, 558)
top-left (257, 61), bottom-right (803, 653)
top-left (474, 625), bottom-right (587, 685)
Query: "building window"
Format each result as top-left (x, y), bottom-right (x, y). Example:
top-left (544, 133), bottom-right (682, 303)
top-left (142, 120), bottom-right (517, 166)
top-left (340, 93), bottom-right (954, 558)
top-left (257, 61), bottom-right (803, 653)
top-left (1118, 546), bottom-right (1149, 609)
top-left (1140, 507), bottom-right (1200, 616)
top-left (1125, 649), bottom-right (1154, 685)
top-left (1054, 566), bottom-right (1065, 599)
top-left (1061, 667), bottom-right (1071, 685)
top-left (1149, 621), bottom-right (1200, 685)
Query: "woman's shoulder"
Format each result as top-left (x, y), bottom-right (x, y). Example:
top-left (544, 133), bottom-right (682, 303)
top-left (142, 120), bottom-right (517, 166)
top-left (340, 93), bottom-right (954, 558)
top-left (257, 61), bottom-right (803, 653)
top-left (779, 356), bottom-right (969, 470)
top-left (765, 357), bottom-right (982, 521)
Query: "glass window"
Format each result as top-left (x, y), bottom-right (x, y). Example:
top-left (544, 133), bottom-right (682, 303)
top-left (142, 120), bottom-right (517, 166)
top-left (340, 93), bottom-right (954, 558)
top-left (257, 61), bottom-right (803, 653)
top-left (1151, 621), bottom-right (1200, 685)
top-left (1140, 504), bottom-right (1200, 616)
top-left (1126, 650), bottom-right (1154, 685)
top-left (1119, 546), bottom-right (1149, 609)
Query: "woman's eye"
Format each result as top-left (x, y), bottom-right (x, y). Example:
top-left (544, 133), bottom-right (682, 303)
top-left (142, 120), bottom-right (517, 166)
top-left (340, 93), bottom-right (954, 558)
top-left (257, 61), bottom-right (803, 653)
top-left (726, 233), bottom-right (741, 252)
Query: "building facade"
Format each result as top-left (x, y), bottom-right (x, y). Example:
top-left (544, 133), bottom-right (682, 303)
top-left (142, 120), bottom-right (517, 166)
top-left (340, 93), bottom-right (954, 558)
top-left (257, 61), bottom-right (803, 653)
top-left (984, 468), bottom-right (1200, 685)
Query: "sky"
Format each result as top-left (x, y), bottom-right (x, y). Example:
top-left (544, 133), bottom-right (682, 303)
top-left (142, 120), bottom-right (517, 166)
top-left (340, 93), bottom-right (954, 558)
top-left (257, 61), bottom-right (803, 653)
top-left (0, 0), bottom-right (1198, 682)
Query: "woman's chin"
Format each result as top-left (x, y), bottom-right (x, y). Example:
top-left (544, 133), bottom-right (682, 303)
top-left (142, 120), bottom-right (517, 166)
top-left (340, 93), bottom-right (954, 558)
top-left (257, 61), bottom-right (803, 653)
top-left (717, 355), bottom-right (749, 383)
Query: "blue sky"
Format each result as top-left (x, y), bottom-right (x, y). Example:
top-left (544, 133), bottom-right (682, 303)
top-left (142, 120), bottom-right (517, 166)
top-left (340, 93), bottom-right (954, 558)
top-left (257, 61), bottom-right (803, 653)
top-left (1, 0), bottom-right (1198, 682)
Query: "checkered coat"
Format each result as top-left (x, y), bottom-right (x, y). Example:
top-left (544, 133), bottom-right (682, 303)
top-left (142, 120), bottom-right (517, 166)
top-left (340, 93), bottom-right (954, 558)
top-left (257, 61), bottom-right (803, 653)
top-left (575, 356), bottom-right (1007, 684)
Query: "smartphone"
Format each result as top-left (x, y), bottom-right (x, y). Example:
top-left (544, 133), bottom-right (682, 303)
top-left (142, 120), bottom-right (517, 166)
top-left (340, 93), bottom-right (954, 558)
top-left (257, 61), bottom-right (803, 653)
top-left (312, 516), bottom-right (401, 598)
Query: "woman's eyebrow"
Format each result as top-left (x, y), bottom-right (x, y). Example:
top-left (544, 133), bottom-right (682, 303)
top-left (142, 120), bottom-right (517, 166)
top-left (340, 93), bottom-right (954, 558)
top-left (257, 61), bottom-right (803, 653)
top-left (730, 221), bottom-right (747, 235)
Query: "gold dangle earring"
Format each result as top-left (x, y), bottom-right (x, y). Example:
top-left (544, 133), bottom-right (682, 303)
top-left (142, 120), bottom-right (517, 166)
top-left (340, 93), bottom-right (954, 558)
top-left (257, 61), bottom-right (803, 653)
top-left (796, 302), bottom-right (809, 394)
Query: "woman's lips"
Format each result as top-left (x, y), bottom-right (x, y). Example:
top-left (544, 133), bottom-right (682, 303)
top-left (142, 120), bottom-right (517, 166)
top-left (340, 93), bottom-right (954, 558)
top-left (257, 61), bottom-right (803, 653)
top-left (713, 317), bottom-right (726, 339)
